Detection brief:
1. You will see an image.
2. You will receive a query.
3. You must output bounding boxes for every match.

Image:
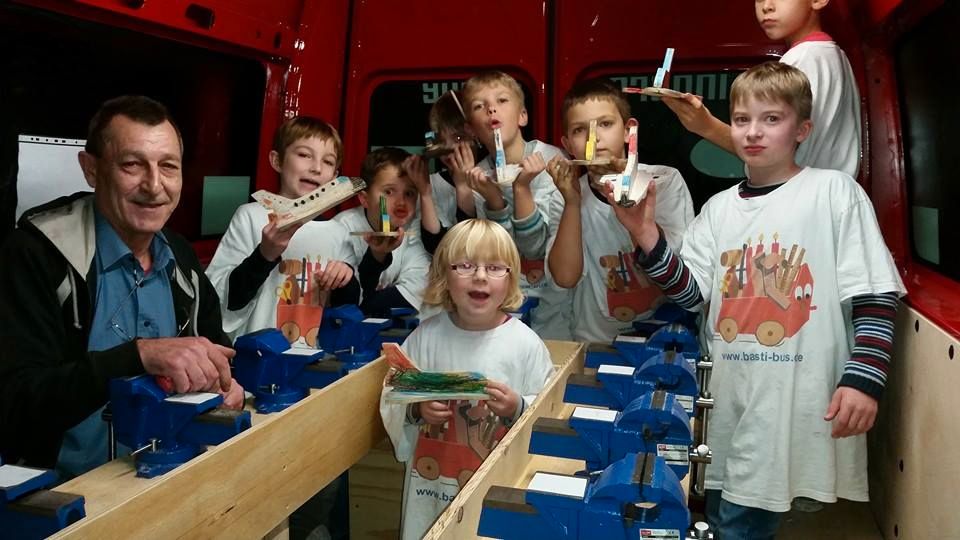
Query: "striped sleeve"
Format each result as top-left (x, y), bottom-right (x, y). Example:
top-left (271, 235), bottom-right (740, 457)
top-left (838, 292), bottom-right (900, 400)
top-left (635, 230), bottom-right (704, 310)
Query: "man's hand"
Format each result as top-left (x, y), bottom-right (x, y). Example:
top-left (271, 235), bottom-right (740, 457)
top-left (514, 152), bottom-right (546, 189)
top-left (419, 400), bottom-right (453, 425)
top-left (466, 167), bottom-right (506, 211)
top-left (219, 378), bottom-right (245, 410)
top-left (603, 181), bottom-right (660, 253)
top-left (485, 380), bottom-right (521, 419)
top-left (138, 337), bottom-right (234, 394)
top-left (259, 214), bottom-right (303, 262)
top-left (662, 94), bottom-right (714, 137)
top-left (314, 260), bottom-right (354, 290)
top-left (547, 156), bottom-right (581, 203)
top-left (403, 155), bottom-right (431, 196)
top-left (824, 386), bottom-right (879, 438)
top-left (364, 230), bottom-right (405, 262)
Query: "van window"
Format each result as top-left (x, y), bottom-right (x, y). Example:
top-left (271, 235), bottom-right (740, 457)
top-left (896, 1), bottom-right (960, 282)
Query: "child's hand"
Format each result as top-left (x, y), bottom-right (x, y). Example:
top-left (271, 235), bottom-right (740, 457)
top-left (363, 229), bottom-right (405, 262)
top-left (824, 386), bottom-right (878, 438)
top-left (402, 155), bottom-right (431, 196)
top-left (445, 141), bottom-right (476, 186)
top-left (547, 155), bottom-right (581, 203)
top-left (259, 214), bottom-right (303, 261)
top-left (586, 157), bottom-right (628, 177)
top-left (467, 166), bottom-right (506, 211)
top-left (514, 152), bottom-right (546, 189)
top-left (419, 400), bottom-right (453, 425)
top-left (485, 380), bottom-right (521, 419)
top-left (604, 181), bottom-right (659, 253)
top-left (662, 94), bottom-right (714, 137)
top-left (314, 260), bottom-right (353, 290)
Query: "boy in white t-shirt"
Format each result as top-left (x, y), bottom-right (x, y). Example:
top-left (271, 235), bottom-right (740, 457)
top-left (334, 147), bottom-right (431, 317)
top-left (460, 70), bottom-right (571, 339)
top-left (619, 62), bottom-right (904, 539)
top-left (546, 78), bottom-right (694, 342)
top-left (662, 0), bottom-right (861, 178)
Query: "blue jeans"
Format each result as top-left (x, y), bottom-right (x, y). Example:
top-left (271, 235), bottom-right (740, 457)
top-left (706, 489), bottom-right (783, 540)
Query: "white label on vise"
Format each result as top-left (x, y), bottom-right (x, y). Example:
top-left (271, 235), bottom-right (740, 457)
top-left (363, 318), bottom-right (390, 324)
top-left (676, 395), bottom-right (694, 414)
top-left (165, 392), bottom-right (219, 405)
top-left (656, 443), bottom-right (690, 466)
top-left (598, 364), bottom-right (635, 376)
top-left (0, 464), bottom-right (46, 488)
top-left (572, 407), bottom-right (618, 423)
top-left (285, 347), bottom-right (321, 356)
top-left (528, 473), bottom-right (587, 499)
top-left (615, 335), bottom-right (647, 344)
top-left (639, 529), bottom-right (681, 539)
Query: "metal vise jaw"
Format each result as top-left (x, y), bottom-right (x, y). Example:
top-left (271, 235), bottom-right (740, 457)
top-left (233, 328), bottom-right (347, 413)
top-left (529, 390), bottom-right (694, 479)
top-left (109, 375), bottom-right (251, 478)
top-left (567, 350), bottom-right (698, 414)
top-left (0, 464), bottom-right (85, 539)
top-left (478, 452), bottom-right (689, 540)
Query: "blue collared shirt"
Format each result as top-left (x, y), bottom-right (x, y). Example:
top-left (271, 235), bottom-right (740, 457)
top-left (55, 207), bottom-right (178, 479)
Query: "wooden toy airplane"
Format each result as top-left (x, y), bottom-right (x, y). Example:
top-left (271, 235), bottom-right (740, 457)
top-left (252, 175), bottom-right (366, 230)
top-left (622, 47), bottom-right (700, 99)
top-left (492, 126), bottom-right (522, 185)
top-left (382, 342), bottom-right (490, 403)
top-left (597, 119), bottom-right (653, 207)
top-left (570, 119), bottom-right (612, 165)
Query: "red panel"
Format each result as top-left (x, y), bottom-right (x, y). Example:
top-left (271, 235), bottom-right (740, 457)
top-left (552, 0), bottom-right (780, 142)
top-left (18, 0), bottom-right (302, 58)
top-left (340, 0), bottom-right (550, 176)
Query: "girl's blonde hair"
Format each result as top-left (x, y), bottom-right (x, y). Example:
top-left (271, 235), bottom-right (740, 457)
top-left (423, 219), bottom-right (523, 313)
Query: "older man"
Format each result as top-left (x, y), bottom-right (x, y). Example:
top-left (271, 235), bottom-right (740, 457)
top-left (0, 96), bottom-right (242, 477)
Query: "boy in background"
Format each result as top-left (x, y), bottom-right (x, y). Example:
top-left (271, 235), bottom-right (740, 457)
top-left (334, 147), bottom-right (431, 317)
top-left (547, 78), bottom-right (694, 342)
top-left (663, 0), bottom-right (861, 177)
top-left (461, 71), bottom-right (571, 339)
top-left (621, 62), bottom-right (902, 537)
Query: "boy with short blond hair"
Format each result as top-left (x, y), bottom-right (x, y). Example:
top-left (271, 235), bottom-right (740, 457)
top-left (663, 0), bottom-right (861, 178)
top-left (461, 70), bottom-right (571, 339)
top-left (206, 116), bottom-right (359, 344)
top-left (334, 147), bottom-right (431, 317)
top-left (547, 78), bottom-right (694, 342)
top-left (620, 62), bottom-right (903, 537)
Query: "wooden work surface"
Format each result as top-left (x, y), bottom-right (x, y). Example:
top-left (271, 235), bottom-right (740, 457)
top-left (52, 357), bottom-right (389, 539)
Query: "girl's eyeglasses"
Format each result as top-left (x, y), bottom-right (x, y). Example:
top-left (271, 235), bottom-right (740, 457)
top-left (450, 262), bottom-right (510, 279)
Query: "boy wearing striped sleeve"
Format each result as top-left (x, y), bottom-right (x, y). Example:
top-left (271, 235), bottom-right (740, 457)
top-left (614, 62), bottom-right (904, 538)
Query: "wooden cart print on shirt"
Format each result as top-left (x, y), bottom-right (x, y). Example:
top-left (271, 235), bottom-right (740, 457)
top-left (413, 401), bottom-right (507, 489)
top-left (715, 233), bottom-right (816, 346)
top-left (276, 257), bottom-right (327, 347)
top-left (601, 249), bottom-right (663, 322)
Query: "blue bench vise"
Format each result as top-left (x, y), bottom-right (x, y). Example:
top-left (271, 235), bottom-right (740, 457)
top-left (0, 463), bottom-right (85, 539)
top-left (109, 375), bottom-right (252, 478)
top-left (566, 351), bottom-right (698, 414)
top-left (585, 323), bottom-right (699, 369)
top-left (317, 305), bottom-right (393, 365)
top-left (478, 452), bottom-right (689, 540)
top-left (509, 295), bottom-right (540, 327)
top-left (529, 390), bottom-right (693, 479)
top-left (233, 328), bottom-right (348, 413)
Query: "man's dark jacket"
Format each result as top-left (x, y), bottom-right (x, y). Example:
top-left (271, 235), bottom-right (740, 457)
top-left (0, 193), bottom-right (229, 468)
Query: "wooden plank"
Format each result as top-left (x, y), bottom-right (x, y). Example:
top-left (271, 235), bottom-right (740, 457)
top-left (424, 340), bottom-right (585, 540)
top-left (52, 357), bottom-right (390, 539)
top-left (868, 307), bottom-right (960, 539)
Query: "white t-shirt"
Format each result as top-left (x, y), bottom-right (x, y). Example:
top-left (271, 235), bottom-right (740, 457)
top-left (476, 139), bottom-right (573, 340)
top-left (380, 313), bottom-right (554, 539)
top-left (680, 167), bottom-right (905, 511)
top-left (781, 38), bottom-right (862, 178)
top-left (551, 167), bottom-right (694, 343)
top-left (333, 206), bottom-right (431, 312)
top-left (205, 202), bottom-right (354, 345)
